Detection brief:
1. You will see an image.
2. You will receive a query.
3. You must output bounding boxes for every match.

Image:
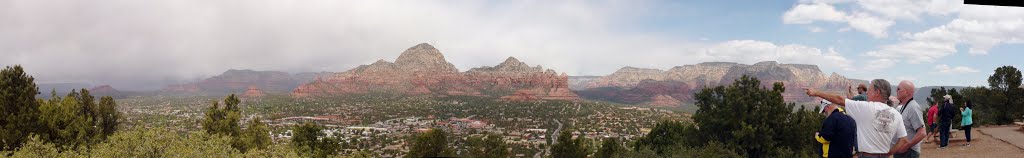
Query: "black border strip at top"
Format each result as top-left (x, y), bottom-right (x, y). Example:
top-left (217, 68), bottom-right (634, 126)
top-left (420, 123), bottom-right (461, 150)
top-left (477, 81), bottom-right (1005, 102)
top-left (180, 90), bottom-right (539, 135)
top-left (965, 0), bottom-right (1024, 7)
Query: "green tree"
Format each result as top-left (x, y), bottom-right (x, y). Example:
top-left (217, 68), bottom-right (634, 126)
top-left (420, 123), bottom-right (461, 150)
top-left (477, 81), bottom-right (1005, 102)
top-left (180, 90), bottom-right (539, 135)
top-left (987, 66), bottom-right (1023, 124)
top-left (551, 130), bottom-right (590, 158)
top-left (87, 129), bottom-right (240, 157)
top-left (95, 96), bottom-right (120, 138)
top-left (238, 117), bottom-right (272, 152)
top-left (961, 87), bottom-right (995, 125)
top-left (466, 134), bottom-right (509, 158)
top-left (406, 128), bottom-right (453, 158)
top-left (688, 75), bottom-right (821, 157)
top-left (291, 122), bottom-right (340, 158)
top-left (37, 91), bottom-right (97, 149)
top-left (633, 120), bottom-right (693, 155)
top-left (202, 94), bottom-right (242, 137)
top-left (0, 65), bottom-right (41, 150)
top-left (594, 137), bottom-right (625, 158)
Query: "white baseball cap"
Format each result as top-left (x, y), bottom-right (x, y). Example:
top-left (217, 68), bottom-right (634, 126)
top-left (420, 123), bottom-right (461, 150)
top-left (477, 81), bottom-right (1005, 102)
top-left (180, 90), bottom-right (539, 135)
top-left (819, 100), bottom-right (833, 113)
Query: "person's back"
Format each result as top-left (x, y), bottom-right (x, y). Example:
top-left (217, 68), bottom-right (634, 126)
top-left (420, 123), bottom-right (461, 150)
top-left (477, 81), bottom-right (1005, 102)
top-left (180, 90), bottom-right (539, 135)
top-left (927, 105), bottom-right (938, 125)
top-left (940, 102), bottom-right (955, 123)
top-left (961, 107), bottom-right (973, 126)
top-left (819, 108), bottom-right (857, 158)
top-left (845, 99), bottom-right (908, 155)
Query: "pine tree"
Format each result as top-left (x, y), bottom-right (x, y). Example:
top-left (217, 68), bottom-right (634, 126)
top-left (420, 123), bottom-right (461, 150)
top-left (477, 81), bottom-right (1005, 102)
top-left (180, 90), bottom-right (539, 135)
top-left (406, 128), bottom-right (453, 158)
top-left (595, 137), bottom-right (625, 158)
top-left (238, 118), bottom-right (271, 152)
top-left (988, 66), bottom-right (1023, 124)
top-left (551, 130), bottom-right (590, 158)
top-left (96, 96), bottom-right (120, 138)
top-left (467, 134), bottom-right (509, 158)
top-left (291, 122), bottom-right (340, 158)
top-left (0, 65), bottom-right (41, 150)
top-left (202, 94), bottom-right (242, 137)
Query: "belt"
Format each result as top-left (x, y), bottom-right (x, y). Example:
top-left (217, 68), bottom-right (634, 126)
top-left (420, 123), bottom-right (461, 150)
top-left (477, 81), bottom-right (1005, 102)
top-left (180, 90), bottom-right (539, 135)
top-left (858, 152), bottom-right (890, 157)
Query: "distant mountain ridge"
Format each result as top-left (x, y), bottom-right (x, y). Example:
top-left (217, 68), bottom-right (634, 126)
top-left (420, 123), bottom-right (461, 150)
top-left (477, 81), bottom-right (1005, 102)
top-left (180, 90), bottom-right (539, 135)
top-left (291, 43), bottom-right (578, 101)
top-left (162, 69), bottom-right (331, 94)
top-left (576, 61), bottom-right (868, 107)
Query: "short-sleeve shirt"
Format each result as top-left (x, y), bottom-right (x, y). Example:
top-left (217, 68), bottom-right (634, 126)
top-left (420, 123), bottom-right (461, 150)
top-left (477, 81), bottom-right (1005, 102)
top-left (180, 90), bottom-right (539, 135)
top-left (844, 99), bottom-right (908, 154)
top-left (852, 94), bottom-right (868, 101)
top-left (894, 100), bottom-right (925, 152)
top-left (927, 105), bottom-right (938, 125)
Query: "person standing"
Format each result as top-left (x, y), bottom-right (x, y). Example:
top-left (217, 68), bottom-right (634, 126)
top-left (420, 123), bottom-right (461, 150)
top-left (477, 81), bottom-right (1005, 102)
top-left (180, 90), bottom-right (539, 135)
top-left (961, 100), bottom-right (974, 147)
top-left (806, 79), bottom-right (909, 158)
top-left (925, 102), bottom-right (939, 143)
top-left (848, 84), bottom-right (869, 101)
top-left (938, 95), bottom-right (956, 149)
top-left (816, 100), bottom-right (857, 158)
top-left (892, 81), bottom-right (926, 158)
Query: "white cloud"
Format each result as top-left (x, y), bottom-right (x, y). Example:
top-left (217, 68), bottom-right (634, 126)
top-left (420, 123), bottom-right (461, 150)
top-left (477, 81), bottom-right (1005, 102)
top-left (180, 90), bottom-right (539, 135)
top-left (934, 64), bottom-right (979, 74)
top-left (863, 5), bottom-right (1024, 67)
top-left (782, 3), bottom-right (892, 38)
top-left (783, 3), bottom-right (848, 24)
top-left (855, 0), bottom-right (960, 21)
top-left (846, 12), bottom-right (894, 38)
top-left (864, 58), bottom-right (897, 70)
top-left (698, 40), bottom-right (855, 71)
top-left (809, 26), bottom-right (825, 32)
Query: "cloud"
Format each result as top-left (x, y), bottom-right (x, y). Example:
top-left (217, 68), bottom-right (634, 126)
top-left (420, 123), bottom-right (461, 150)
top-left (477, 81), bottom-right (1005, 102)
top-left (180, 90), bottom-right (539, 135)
top-left (809, 26), bottom-right (825, 32)
top-left (1, 0), bottom-right (709, 90)
top-left (933, 64), bottom-right (979, 74)
top-left (846, 12), bottom-right (894, 38)
top-left (782, 3), bottom-right (848, 24)
top-left (0, 0), bottom-right (870, 91)
top-left (782, 3), bottom-right (893, 38)
top-left (863, 5), bottom-right (1024, 67)
top-left (864, 58), bottom-right (897, 70)
top-left (697, 40), bottom-right (855, 71)
top-left (855, 0), bottom-right (960, 21)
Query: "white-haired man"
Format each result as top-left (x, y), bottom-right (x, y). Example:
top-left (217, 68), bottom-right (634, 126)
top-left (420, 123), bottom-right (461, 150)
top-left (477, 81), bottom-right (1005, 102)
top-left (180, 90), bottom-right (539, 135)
top-left (805, 79), bottom-right (909, 158)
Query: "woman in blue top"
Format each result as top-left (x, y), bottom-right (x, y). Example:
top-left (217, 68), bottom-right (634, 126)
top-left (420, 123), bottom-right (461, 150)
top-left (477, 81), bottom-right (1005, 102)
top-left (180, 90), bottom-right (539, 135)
top-left (960, 100), bottom-right (974, 147)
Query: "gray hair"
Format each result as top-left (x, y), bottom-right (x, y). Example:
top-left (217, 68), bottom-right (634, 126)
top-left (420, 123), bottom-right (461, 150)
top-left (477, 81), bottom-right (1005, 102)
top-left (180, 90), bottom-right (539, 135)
top-left (871, 79), bottom-right (892, 104)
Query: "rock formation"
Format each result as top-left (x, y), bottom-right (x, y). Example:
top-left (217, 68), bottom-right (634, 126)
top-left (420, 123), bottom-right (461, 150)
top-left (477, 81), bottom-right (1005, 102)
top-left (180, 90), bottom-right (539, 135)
top-left (242, 86), bottom-right (265, 98)
top-left (88, 85), bottom-right (130, 98)
top-left (292, 43), bottom-right (579, 101)
top-left (89, 85), bottom-right (120, 94)
top-left (579, 61), bottom-right (867, 105)
top-left (647, 94), bottom-right (682, 107)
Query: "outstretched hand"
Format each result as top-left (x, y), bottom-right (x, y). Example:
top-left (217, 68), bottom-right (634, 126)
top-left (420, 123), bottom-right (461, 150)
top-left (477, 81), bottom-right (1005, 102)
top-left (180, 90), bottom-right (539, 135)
top-left (804, 88), bottom-right (816, 97)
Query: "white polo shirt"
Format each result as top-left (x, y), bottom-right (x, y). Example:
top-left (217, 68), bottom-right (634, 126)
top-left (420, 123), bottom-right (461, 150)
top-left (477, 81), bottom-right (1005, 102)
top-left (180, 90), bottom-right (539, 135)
top-left (844, 99), bottom-right (908, 154)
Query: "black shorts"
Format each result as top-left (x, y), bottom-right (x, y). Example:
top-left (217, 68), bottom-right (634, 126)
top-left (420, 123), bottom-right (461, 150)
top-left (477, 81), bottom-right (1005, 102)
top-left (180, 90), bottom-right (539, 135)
top-left (929, 124), bottom-right (937, 132)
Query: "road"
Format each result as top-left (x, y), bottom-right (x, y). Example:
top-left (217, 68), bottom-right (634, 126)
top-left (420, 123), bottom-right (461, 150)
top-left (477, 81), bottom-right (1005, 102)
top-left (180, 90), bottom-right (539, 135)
top-left (535, 119), bottom-right (563, 158)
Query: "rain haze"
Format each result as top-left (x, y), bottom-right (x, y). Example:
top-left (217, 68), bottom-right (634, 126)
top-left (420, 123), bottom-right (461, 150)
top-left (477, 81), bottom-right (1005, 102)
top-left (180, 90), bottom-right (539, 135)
top-left (2, 0), bottom-right (1022, 90)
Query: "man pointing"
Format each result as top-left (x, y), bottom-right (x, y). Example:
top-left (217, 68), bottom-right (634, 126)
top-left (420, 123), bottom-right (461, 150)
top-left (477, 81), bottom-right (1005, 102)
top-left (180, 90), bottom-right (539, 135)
top-left (805, 79), bottom-right (909, 158)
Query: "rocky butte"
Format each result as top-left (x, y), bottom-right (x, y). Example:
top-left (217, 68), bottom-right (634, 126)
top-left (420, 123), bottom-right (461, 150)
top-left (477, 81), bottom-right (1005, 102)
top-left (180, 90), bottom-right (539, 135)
top-left (577, 61), bottom-right (867, 107)
top-left (242, 86), bottom-right (266, 98)
top-left (292, 43), bottom-right (578, 101)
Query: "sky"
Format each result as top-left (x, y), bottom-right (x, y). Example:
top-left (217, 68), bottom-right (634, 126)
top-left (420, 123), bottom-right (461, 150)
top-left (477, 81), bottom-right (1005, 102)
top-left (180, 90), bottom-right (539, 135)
top-left (1, 0), bottom-right (1022, 90)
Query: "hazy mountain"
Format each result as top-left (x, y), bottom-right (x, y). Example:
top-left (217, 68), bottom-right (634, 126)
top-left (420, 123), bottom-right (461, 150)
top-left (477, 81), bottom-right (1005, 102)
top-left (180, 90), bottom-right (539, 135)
top-left (577, 61), bottom-right (868, 107)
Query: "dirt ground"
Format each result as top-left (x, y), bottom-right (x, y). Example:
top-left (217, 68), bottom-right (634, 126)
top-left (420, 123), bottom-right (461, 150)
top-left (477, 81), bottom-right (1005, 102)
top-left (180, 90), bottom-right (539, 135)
top-left (918, 126), bottom-right (1024, 158)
